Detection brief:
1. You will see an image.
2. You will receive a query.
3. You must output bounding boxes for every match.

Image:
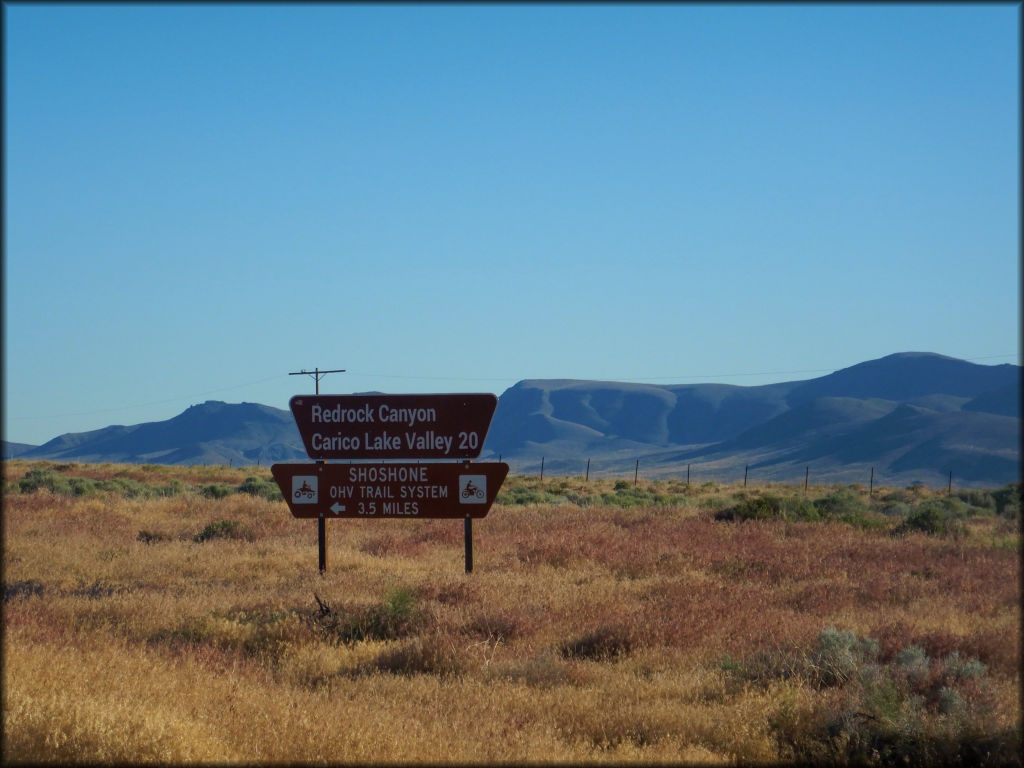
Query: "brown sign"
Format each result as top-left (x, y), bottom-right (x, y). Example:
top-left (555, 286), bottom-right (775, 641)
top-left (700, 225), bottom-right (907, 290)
top-left (289, 393), bottom-right (498, 460)
top-left (271, 462), bottom-right (509, 519)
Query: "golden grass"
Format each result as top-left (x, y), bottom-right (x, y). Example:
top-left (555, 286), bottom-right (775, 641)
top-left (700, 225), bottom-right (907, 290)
top-left (3, 461), bottom-right (1020, 764)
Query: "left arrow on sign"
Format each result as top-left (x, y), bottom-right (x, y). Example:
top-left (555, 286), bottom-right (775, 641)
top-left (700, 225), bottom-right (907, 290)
top-left (330, 503), bottom-right (346, 514)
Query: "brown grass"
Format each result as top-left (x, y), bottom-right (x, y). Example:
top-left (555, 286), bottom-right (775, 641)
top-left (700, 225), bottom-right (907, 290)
top-left (3, 461), bottom-right (1020, 764)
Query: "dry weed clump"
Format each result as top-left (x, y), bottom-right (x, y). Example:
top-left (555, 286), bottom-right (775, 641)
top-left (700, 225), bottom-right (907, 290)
top-left (3, 461), bottom-right (1019, 764)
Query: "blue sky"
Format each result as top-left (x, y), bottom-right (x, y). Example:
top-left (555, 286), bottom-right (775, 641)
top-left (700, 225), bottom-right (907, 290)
top-left (3, 3), bottom-right (1020, 446)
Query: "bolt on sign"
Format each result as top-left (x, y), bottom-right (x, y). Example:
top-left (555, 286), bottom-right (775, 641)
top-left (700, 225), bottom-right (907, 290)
top-left (271, 461), bottom-right (509, 519)
top-left (289, 393), bottom-right (498, 460)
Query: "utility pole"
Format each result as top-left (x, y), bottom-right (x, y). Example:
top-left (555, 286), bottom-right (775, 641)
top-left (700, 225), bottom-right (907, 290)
top-left (288, 367), bottom-right (345, 574)
top-left (289, 368), bottom-right (346, 396)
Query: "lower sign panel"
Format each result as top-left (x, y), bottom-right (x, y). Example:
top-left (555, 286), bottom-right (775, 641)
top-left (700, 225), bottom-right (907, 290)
top-left (271, 462), bottom-right (509, 519)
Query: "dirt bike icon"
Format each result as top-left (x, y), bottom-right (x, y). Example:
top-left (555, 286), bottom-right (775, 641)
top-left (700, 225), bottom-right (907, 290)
top-left (294, 481), bottom-right (316, 500)
top-left (461, 480), bottom-right (485, 500)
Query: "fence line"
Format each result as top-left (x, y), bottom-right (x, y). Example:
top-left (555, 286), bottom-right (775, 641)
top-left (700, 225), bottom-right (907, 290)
top-left (495, 454), bottom-right (1015, 491)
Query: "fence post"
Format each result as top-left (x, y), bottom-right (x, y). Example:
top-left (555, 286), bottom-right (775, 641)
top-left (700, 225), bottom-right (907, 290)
top-left (634, 459), bottom-right (639, 486)
top-left (948, 470), bottom-right (952, 496)
top-left (687, 464), bottom-right (690, 487)
top-left (869, 467), bottom-right (874, 497)
top-left (804, 466), bottom-right (809, 492)
top-left (585, 458), bottom-right (590, 482)
top-left (540, 457), bottom-right (544, 482)
top-left (744, 465), bottom-right (748, 487)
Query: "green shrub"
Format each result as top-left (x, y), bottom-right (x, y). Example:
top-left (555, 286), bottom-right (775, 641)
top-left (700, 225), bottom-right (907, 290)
top-left (154, 479), bottom-right (187, 497)
top-left (894, 498), bottom-right (969, 537)
top-left (99, 477), bottom-right (153, 498)
top-left (810, 627), bottom-right (880, 687)
top-left (880, 488), bottom-right (915, 505)
top-left (716, 493), bottom-right (819, 523)
top-left (892, 644), bottom-right (930, 688)
top-left (784, 496), bottom-right (820, 521)
top-left (564, 491), bottom-right (592, 506)
top-left (193, 519), bottom-right (253, 543)
top-left (880, 501), bottom-right (910, 517)
top-left (953, 489), bottom-right (996, 514)
top-left (813, 487), bottom-right (868, 521)
top-left (312, 587), bottom-right (427, 644)
top-left (716, 494), bottom-right (782, 521)
top-left (236, 476), bottom-right (282, 501)
top-left (600, 488), bottom-right (645, 508)
top-left (68, 477), bottom-right (100, 497)
top-left (941, 651), bottom-right (987, 682)
top-left (728, 629), bottom-right (1013, 766)
top-left (990, 483), bottom-right (1021, 520)
top-left (599, 485), bottom-right (685, 508)
top-left (17, 468), bottom-right (71, 495)
top-left (496, 486), bottom-right (562, 505)
top-left (15, 468), bottom-right (179, 500)
top-left (360, 587), bottom-right (423, 640)
top-left (898, 506), bottom-right (943, 535)
top-left (200, 483), bottom-right (235, 500)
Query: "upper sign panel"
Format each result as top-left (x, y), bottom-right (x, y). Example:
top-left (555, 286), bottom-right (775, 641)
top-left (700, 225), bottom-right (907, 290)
top-left (289, 393), bottom-right (498, 460)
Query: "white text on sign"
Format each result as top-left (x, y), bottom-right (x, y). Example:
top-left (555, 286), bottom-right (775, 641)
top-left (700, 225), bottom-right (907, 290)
top-left (326, 464), bottom-right (451, 516)
top-left (310, 403), bottom-right (438, 427)
top-left (310, 430), bottom-right (479, 456)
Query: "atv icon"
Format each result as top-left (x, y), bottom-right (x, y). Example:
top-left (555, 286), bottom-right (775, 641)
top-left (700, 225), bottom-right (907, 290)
top-left (291, 476), bottom-right (318, 503)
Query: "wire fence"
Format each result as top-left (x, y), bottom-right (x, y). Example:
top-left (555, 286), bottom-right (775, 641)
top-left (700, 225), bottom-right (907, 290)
top-left (5, 449), bottom-right (1017, 492)
top-left (492, 453), bottom-right (1019, 492)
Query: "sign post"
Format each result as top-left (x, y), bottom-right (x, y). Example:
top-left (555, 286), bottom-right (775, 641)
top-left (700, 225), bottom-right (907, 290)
top-left (288, 368), bottom-right (345, 574)
top-left (318, 512), bottom-right (328, 573)
top-left (275, 392), bottom-right (505, 573)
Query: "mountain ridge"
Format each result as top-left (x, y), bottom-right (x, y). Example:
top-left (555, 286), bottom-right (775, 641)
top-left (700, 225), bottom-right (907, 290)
top-left (4, 352), bottom-right (1020, 487)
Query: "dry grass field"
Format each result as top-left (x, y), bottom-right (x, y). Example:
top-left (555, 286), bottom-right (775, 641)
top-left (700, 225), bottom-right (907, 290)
top-left (3, 460), bottom-right (1020, 765)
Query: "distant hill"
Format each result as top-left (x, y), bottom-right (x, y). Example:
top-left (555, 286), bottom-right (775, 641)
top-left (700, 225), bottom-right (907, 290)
top-left (15, 401), bottom-right (307, 466)
top-left (6, 353), bottom-right (1020, 488)
top-left (483, 353), bottom-right (1020, 487)
top-left (2, 441), bottom-right (38, 459)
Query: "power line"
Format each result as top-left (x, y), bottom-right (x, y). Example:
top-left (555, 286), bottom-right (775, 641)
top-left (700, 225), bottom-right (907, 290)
top-left (345, 353), bottom-right (1020, 385)
top-left (288, 368), bottom-right (345, 396)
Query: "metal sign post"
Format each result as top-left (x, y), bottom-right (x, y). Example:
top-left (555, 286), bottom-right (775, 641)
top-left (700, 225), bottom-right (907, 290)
top-left (288, 368), bottom-right (345, 575)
